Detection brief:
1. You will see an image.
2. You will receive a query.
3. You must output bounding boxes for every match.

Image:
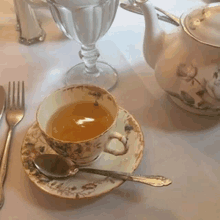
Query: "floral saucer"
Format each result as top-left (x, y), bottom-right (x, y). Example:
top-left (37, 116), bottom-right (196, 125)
top-left (21, 107), bottom-right (144, 199)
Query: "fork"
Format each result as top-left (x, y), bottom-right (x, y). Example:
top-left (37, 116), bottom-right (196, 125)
top-left (0, 81), bottom-right (25, 208)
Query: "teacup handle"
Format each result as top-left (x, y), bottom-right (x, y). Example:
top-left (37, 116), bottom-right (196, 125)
top-left (104, 132), bottom-right (128, 156)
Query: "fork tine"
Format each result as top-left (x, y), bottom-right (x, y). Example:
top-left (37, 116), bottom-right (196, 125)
top-left (12, 81), bottom-right (15, 108)
top-left (22, 81), bottom-right (25, 110)
top-left (17, 81), bottom-right (20, 108)
top-left (7, 82), bottom-right (11, 109)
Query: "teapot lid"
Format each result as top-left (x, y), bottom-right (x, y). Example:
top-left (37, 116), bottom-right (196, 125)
top-left (180, 3), bottom-right (220, 48)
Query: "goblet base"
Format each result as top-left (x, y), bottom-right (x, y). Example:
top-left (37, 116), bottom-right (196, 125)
top-left (64, 61), bottom-right (118, 91)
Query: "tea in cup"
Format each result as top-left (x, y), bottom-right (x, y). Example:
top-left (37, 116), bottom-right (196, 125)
top-left (36, 84), bottom-right (129, 165)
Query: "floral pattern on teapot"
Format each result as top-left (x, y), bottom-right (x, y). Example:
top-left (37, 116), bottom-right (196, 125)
top-left (166, 63), bottom-right (220, 113)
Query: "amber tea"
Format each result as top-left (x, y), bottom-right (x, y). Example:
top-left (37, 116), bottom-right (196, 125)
top-left (46, 101), bottom-right (114, 142)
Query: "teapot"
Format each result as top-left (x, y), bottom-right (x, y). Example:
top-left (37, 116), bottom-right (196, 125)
top-left (136, 0), bottom-right (220, 116)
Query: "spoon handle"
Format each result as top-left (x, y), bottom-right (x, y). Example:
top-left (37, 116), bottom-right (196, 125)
top-left (79, 168), bottom-right (172, 187)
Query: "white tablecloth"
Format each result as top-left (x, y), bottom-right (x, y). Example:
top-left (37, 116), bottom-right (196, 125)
top-left (1, 0), bottom-right (220, 219)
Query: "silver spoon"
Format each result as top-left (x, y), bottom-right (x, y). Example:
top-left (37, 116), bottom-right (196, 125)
top-left (33, 154), bottom-right (172, 187)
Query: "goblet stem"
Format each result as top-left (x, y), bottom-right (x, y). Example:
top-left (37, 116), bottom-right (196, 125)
top-left (79, 44), bottom-right (100, 77)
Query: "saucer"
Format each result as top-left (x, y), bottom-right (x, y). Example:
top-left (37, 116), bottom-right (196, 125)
top-left (21, 107), bottom-right (144, 199)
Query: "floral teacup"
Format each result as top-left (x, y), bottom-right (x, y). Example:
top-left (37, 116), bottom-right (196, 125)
top-left (36, 85), bottom-right (129, 165)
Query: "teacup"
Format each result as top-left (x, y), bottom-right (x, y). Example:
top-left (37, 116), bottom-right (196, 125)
top-left (36, 84), bottom-right (129, 165)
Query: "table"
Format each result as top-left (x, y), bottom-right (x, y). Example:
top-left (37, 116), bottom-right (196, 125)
top-left (1, 0), bottom-right (220, 219)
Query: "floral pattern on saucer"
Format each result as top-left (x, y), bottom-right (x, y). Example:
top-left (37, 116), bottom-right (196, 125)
top-left (21, 107), bottom-right (144, 199)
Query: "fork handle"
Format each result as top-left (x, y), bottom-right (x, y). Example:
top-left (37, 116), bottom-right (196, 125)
top-left (0, 128), bottom-right (13, 209)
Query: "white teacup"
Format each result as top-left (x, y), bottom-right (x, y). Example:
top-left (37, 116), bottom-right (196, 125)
top-left (36, 84), bottom-right (128, 165)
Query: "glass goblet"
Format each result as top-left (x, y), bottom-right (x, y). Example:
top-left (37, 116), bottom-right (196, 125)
top-left (47, 0), bottom-right (119, 90)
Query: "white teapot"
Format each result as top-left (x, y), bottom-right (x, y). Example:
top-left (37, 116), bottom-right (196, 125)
top-left (137, 0), bottom-right (220, 116)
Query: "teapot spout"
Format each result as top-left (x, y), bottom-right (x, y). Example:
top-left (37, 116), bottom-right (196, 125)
top-left (136, 0), bottom-right (165, 69)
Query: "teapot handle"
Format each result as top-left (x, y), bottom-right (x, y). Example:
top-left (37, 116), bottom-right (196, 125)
top-left (154, 6), bottom-right (180, 26)
top-left (131, 0), bottom-right (180, 26)
top-left (120, 3), bottom-right (179, 26)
